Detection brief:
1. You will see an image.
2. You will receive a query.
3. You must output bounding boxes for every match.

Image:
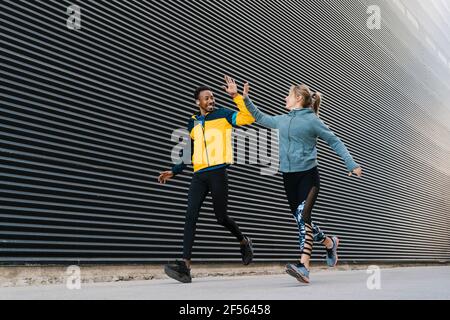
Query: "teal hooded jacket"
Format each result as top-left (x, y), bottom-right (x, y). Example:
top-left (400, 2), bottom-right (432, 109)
top-left (244, 97), bottom-right (359, 173)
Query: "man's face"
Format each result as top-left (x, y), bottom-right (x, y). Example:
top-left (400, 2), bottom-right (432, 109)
top-left (197, 90), bottom-right (215, 113)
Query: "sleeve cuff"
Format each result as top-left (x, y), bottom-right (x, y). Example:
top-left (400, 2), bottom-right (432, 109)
top-left (347, 161), bottom-right (359, 172)
top-left (171, 164), bottom-right (184, 176)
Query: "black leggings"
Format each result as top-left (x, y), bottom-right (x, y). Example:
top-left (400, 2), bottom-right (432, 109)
top-left (183, 168), bottom-right (244, 260)
top-left (283, 167), bottom-right (325, 255)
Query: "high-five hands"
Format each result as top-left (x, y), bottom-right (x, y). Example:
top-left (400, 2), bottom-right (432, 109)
top-left (223, 76), bottom-right (251, 99)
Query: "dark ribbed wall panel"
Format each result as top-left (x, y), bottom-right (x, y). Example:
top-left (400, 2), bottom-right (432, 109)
top-left (0, 0), bottom-right (449, 264)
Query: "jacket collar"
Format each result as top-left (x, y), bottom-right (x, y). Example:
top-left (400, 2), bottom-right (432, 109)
top-left (192, 107), bottom-right (221, 120)
top-left (289, 107), bottom-right (314, 115)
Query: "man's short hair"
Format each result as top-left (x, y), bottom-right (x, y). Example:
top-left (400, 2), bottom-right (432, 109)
top-left (194, 86), bottom-right (212, 101)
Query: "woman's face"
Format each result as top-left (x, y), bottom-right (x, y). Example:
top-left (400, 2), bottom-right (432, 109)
top-left (285, 89), bottom-right (303, 110)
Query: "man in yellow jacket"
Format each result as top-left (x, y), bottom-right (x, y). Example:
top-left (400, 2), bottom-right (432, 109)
top-left (158, 76), bottom-right (255, 283)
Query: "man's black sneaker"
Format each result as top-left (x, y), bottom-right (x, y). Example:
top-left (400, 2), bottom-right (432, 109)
top-left (240, 236), bottom-right (254, 266)
top-left (164, 260), bottom-right (192, 283)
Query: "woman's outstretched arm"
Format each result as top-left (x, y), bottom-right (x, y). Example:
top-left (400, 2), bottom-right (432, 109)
top-left (314, 117), bottom-right (362, 177)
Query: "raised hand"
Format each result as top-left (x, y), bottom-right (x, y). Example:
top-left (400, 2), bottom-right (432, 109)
top-left (243, 81), bottom-right (250, 98)
top-left (223, 75), bottom-right (238, 98)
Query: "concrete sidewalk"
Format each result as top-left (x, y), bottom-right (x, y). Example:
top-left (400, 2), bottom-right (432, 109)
top-left (1, 266), bottom-right (449, 300)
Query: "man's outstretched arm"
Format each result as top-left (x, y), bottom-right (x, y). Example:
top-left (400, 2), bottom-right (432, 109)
top-left (223, 75), bottom-right (255, 127)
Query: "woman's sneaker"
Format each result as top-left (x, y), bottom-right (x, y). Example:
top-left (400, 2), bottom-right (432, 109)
top-left (164, 260), bottom-right (192, 283)
top-left (326, 237), bottom-right (340, 268)
top-left (240, 236), bottom-right (254, 266)
top-left (286, 262), bottom-right (310, 284)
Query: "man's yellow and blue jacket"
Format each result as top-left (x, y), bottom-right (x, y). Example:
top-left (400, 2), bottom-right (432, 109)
top-left (172, 95), bottom-right (255, 175)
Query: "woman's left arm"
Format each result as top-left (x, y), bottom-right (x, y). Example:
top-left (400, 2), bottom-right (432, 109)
top-left (314, 118), bottom-right (362, 177)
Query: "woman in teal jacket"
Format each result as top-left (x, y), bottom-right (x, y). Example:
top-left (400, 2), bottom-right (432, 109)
top-left (243, 82), bottom-right (362, 284)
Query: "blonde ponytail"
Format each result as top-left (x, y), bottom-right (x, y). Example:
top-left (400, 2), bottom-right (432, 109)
top-left (312, 92), bottom-right (322, 116)
top-left (292, 85), bottom-right (322, 116)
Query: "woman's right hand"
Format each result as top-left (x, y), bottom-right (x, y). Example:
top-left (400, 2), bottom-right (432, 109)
top-left (349, 167), bottom-right (363, 178)
top-left (158, 171), bottom-right (174, 184)
top-left (243, 82), bottom-right (250, 98)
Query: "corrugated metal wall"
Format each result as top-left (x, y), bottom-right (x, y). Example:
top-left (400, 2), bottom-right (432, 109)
top-left (1, 0), bottom-right (449, 265)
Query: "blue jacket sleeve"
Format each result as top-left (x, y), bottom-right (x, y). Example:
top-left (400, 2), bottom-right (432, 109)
top-left (314, 117), bottom-right (359, 171)
top-left (244, 97), bottom-right (279, 129)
